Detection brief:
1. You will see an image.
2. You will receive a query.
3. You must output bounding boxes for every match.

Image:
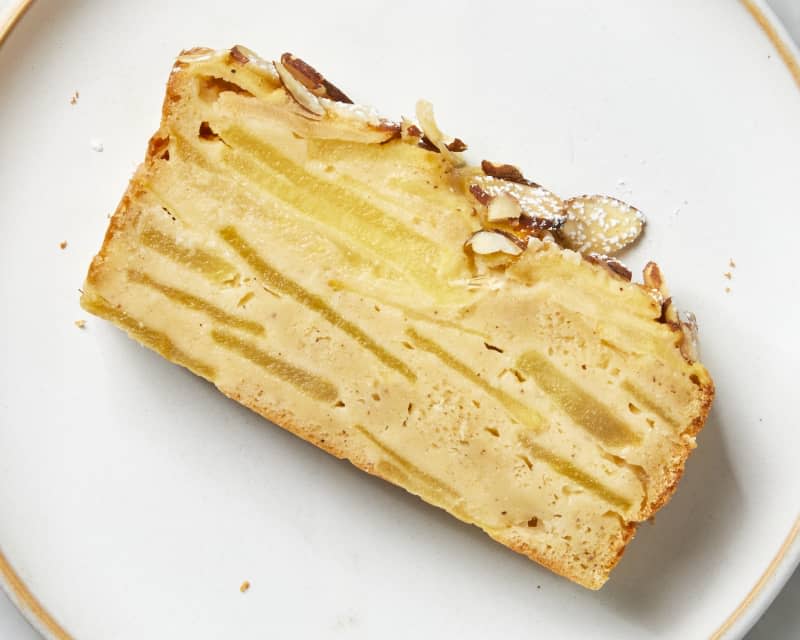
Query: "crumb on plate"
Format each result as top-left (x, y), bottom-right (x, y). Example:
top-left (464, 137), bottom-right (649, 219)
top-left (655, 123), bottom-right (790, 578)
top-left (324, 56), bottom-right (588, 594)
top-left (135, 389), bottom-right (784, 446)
top-left (70, 91), bottom-right (79, 105)
top-left (240, 580), bottom-right (250, 593)
top-left (59, 240), bottom-right (68, 250)
top-left (74, 319), bottom-right (86, 329)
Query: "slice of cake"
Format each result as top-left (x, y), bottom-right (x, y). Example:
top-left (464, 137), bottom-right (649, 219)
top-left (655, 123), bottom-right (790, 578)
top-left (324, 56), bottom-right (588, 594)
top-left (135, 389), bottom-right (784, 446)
top-left (81, 46), bottom-right (714, 589)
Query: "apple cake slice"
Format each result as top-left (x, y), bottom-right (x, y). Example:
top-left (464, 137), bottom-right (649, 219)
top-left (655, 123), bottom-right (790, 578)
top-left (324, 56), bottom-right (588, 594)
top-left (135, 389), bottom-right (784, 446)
top-left (81, 46), bottom-right (714, 589)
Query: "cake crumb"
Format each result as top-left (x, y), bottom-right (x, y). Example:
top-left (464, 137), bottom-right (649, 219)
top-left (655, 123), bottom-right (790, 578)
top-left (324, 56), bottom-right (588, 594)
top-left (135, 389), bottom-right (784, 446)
top-left (725, 287), bottom-right (731, 294)
top-left (59, 240), bottom-right (68, 250)
top-left (723, 271), bottom-right (732, 280)
top-left (729, 258), bottom-right (736, 268)
top-left (74, 319), bottom-right (86, 329)
top-left (69, 91), bottom-right (79, 105)
top-left (239, 580), bottom-right (250, 593)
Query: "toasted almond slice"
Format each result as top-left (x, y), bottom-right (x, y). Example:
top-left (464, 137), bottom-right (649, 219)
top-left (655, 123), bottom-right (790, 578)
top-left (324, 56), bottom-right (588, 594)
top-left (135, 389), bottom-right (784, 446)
top-left (280, 53), bottom-right (353, 104)
top-left (274, 60), bottom-right (325, 117)
top-left (559, 195), bottom-right (645, 255)
top-left (470, 175), bottom-right (565, 229)
top-left (230, 45), bottom-right (250, 64)
top-left (585, 253), bottom-right (632, 281)
top-left (465, 230), bottom-right (524, 256)
top-left (447, 138), bottom-right (468, 152)
top-left (487, 193), bottom-right (523, 221)
top-left (481, 160), bottom-right (538, 187)
top-left (415, 100), bottom-right (464, 166)
top-left (643, 261), bottom-right (669, 297)
top-left (231, 45), bottom-right (280, 81)
top-left (660, 297), bottom-right (679, 324)
top-left (177, 47), bottom-right (217, 64)
top-left (679, 311), bottom-right (700, 362)
top-left (401, 117), bottom-right (422, 140)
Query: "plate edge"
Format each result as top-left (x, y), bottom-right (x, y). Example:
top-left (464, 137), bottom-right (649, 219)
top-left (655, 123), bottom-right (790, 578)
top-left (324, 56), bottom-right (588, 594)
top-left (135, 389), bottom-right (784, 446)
top-left (0, 1), bottom-right (798, 639)
top-left (715, 7), bottom-right (800, 640)
top-left (743, 0), bottom-right (800, 90)
top-left (710, 516), bottom-right (800, 639)
top-left (0, 0), bottom-right (32, 45)
top-left (0, 548), bottom-right (71, 639)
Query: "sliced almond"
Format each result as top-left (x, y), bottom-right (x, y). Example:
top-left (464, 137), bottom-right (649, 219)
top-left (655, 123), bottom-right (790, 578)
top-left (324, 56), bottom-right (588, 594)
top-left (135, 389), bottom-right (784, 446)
top-left (230, 45), bottom-right (250, 64)
top-left (231, 45), bottom-right (280, 82)
top-left (470, 175), bottom-right (565, 229)
top-left (465, 230), bottom-right (524, 256)
top-left (468, 183), bottom-right (491, 206)
top-left (642, 261), bottom-right (669, 297)
top-left (585, 253), bottom-right (632, 281)
top-left (487, 193), bottom-right (523, 222)
top-left (401, 117), bottom-right (422, 140)
top-left (559, 195), bottom-right (645, 255)
top-left (447, 138), bottom-right (468, 152)
top-left (678, 311), bottom-right (699, 362)
top-left (280, 53), bottom-right (353, 104)
top-left (660, 297), bottom-right (679, 324)
top-left (415, 100), bottom-right (464, 166)
top-left (274, 60), bottom-right (325, 117)
top-left (481, 160), bottom-right (538, 187)
top-left (177, 47), bottom-right (216, 64)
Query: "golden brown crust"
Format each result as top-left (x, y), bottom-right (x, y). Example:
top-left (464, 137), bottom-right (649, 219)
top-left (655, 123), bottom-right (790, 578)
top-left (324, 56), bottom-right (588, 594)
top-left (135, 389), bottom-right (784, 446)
top-left (644, 376), bottom-right (715, 515)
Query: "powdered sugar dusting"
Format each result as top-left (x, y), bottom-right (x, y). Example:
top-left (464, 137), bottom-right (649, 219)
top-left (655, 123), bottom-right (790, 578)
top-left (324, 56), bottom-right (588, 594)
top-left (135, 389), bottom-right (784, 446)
top-left (320, 98), bottom-right (388, 127)
top-left (471, 175), bottom-right (564, 223)
top-left (559, 195), bottom-right (645, 255)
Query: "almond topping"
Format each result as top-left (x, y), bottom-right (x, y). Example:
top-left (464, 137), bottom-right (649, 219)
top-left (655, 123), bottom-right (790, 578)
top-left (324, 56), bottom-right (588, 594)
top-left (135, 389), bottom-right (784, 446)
top-left (401, 118), bottom-right (423, 139)
top-left (659, 297), bottom-right (679, 324)
top-left (643, 261), bottom-right (668, 296)
top-left (465, 230), bottom-right (525, 256)
top-left (487, 193), bottom-right (523, 222)
top-left (274, 60), bottom-right (325, 117)
top-left (678, 311), bottom-right (700, 362)
top-left (585, 253), bottom-right (632, 281)
top-left (481, 160), bottom-right (538, 187)
top-left (177, 47), bottom-right (216, 64)
top-left (280, 53), bottom-right (352, 104)
top-left (470, 175), bottom-right (565, 229)
top-left (415, 100), bottom-right (465, 166)
top-left (469, 183), bottom-right (491, 206)
top-left (230, 46), bottom-right (250, 64)
top-left (447, 138), bottom-right (468, 152)
top-left (559, 195), bottom-right (645, 255)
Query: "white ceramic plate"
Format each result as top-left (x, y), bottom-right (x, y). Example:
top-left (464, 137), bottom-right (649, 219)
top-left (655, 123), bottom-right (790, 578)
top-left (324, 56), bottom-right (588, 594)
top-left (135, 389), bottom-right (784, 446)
top-left (1, 1), bottom-right (799, 638)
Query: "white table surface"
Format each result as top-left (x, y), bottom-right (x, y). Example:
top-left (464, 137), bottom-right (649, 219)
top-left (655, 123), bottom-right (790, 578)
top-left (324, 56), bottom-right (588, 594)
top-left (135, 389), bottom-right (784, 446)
top-left (0, 1), bottom-right (798, 638)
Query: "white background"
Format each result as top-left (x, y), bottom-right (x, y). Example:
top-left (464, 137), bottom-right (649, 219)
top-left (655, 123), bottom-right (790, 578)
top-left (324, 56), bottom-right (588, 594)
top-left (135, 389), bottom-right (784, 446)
top-left (0, 1), bottom-right (798, 638)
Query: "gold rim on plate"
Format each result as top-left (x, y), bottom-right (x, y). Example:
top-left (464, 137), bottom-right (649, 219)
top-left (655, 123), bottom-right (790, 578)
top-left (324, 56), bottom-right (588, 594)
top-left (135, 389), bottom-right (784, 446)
top-left (0, 0), bottom-right (31, 44)
top-left (0, 0), bottom-right (798, 638)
